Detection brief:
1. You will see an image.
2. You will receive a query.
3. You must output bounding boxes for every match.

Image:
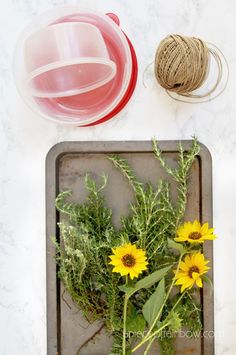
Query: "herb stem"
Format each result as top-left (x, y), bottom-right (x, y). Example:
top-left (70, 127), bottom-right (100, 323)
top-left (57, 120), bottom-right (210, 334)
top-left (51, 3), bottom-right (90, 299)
top-left (122, 276), bottom-right (129, 355)
top-left (143, 336), bottom-right (155, 355)
top-left (132, 322), bottom-right (171, 353)
top-left (172, 290), bottom-right (186, 312)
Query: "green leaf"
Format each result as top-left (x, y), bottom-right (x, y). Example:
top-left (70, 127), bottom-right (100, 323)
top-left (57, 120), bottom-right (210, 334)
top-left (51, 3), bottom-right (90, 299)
top-left (168, 238), bottom-right (185, 253)
top-left (142, 278), bottom-right (166, 326)
top-left (134, 265), bottom-right (171, 293)
top-left (119, 285), bottom-right (135, 294)
top-left (119, 266), bottom-right (171, 298)
top-left (126, 314), bottom-right (146, 332)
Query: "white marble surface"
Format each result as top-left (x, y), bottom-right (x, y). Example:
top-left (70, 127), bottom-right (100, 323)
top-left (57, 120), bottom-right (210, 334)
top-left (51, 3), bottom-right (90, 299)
top-left (0, 0), bottom-right (236, 354)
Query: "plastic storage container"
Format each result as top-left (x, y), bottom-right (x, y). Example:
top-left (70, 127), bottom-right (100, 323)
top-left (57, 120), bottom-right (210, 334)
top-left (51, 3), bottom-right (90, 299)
top-left (13, 6), bottom-right (138, 126)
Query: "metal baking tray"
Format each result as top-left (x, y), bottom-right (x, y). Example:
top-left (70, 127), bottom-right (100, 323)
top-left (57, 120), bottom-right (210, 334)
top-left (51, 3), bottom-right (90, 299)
top-left (46, 141), bottom-right (214, 355)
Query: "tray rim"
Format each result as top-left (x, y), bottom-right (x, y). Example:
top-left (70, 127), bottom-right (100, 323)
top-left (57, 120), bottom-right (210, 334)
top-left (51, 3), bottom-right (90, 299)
top-left (46, 140), bottom-right (214, 355)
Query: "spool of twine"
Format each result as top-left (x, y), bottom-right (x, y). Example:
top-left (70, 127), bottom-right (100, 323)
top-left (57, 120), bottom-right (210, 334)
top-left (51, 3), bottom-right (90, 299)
top-left (154, 34), bottom-right (228, 101)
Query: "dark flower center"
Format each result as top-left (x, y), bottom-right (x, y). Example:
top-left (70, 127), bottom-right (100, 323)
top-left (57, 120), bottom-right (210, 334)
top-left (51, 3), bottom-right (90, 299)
top-left (188, 266), bottom-right (200, 278)
top-left (189, 232), bottom-right (201, 240)
top-left (122, 254), bottom-right (136, 267)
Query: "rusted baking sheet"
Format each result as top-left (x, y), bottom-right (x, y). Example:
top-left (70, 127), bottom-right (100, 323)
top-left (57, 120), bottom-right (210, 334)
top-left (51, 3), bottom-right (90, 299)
top-left (46, 141), bottom-right (214, 355)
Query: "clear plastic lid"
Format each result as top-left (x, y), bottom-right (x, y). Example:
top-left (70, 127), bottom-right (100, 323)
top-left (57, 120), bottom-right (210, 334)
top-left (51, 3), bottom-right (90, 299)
top-left (25, 22), bottom-right (116, 98)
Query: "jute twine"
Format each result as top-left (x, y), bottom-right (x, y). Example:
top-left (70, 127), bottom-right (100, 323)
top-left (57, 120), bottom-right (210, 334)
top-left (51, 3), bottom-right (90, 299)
top-left (154, 34), bottom-right (228, 102)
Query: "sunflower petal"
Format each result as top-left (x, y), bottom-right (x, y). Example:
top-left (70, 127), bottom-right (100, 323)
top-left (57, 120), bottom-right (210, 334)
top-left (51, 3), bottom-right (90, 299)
top-left (193, 220), bottom-right (201, 231)
top-left (174, 236), bottom-right (187, 242)
top-left (203, 234), bottom-right (217, 240)
top-left (120, 268), bottom-right (129, 276)
top-left (184, 255), bottom-right (192, 267)
top-left (188, 238), bottom-right (204, 244)
top-left (200, 223), bottom-right (209, 235)
top-left (193, 253), bottom-right (204, 265)
top-left (179, 261), bottom-right (189, 271)
top-left (196, 277), bottom-right (203, 288)
top-left (175, 272), bottom-right (187, 279)
top-left (180, 279), bottom-right (194, 293)
top-left (192, 272), bottom-right (200, 280)
top-left (175, 276), bottom-right (190, 285)
top-left (129, 269), bottom-right (137, 280)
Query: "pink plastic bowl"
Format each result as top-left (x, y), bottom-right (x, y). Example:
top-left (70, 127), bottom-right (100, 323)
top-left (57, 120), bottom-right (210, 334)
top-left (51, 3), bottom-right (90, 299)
top-left (25, 22), bottom-right (116, 98)
top-left (13, 7), bottom-right (135, 126)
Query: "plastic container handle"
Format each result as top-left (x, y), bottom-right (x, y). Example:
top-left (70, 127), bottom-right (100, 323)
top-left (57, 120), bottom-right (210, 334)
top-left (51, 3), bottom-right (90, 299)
top-left (106, 13), bottom-right (120, 26)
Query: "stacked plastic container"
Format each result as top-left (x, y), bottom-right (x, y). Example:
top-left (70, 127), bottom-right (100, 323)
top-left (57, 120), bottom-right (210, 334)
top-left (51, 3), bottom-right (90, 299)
top-left (13, 7), bottom-right (138, 126)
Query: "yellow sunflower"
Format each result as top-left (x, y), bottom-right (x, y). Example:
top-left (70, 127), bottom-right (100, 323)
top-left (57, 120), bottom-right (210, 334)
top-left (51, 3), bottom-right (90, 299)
top-left (109, 243), bottom-right (148, 280)
top-left (175, 253), bottom-right (210, 293)
top-left (174, 220), bottom-right (216, 244)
